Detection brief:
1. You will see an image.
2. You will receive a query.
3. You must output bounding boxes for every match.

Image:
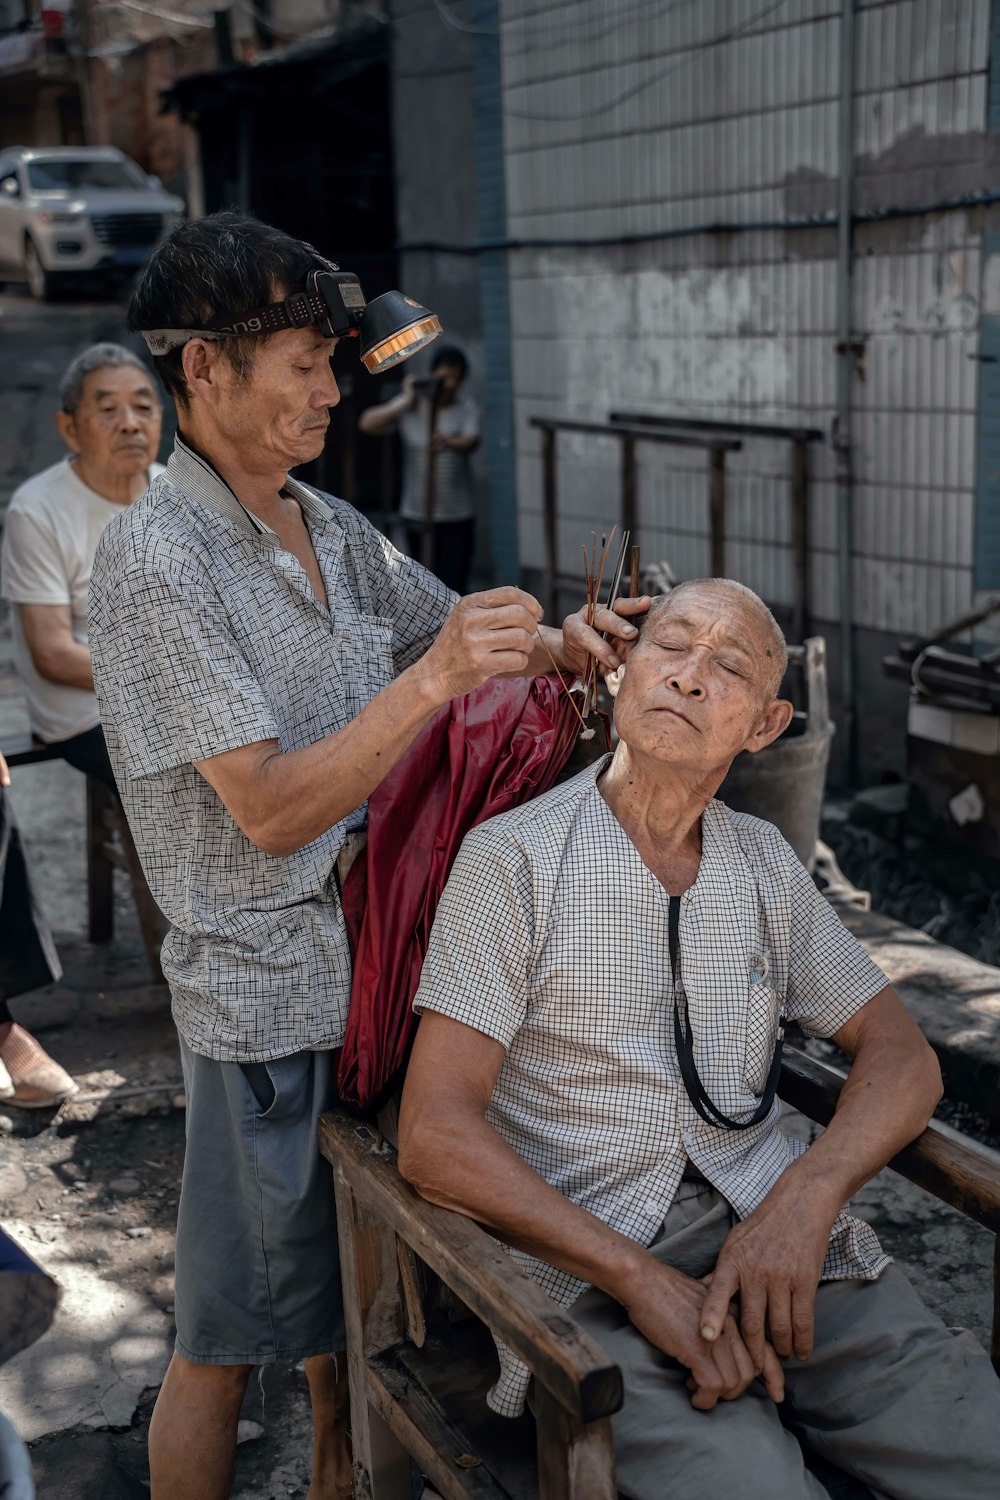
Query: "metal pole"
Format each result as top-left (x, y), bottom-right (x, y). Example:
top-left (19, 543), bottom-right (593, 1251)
top-left (541, 426), bottom-right (558, 621)
top-left (708, 448), bottom-right (726, 577)
top-left (791, 436), bottom-right (809, 644)
top-left (834, 0), bottom-right (857, 781)
top-left (621, 434), bottom-right (637, 539)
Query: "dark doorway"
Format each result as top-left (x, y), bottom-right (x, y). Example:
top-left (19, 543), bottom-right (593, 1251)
top-left (166, 30), bottom-right (402, 512)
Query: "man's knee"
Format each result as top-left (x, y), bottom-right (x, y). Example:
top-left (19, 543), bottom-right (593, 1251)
top-left (163, 1350), bottom-right (254, 1399)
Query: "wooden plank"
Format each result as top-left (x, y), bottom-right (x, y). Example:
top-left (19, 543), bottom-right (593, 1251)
top-left (532, 1385), bottom-right (616, 1500)
top-left (779, 1048), bottom-right (1000, 1232)
top-left (367, 1348), bottom-right (515, 1500)
top-left (319, 1114), bottom-right (623, 1425)
top-left (332, 1165), bottom-right (411, 1500)
top-left (0, 734), bottom-right (58, 767)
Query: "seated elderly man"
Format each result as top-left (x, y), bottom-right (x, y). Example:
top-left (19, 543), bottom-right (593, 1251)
top-left (1, 341), bottom-right (163, 794)
top-left (399, 579), bottom-right (1000, 1500)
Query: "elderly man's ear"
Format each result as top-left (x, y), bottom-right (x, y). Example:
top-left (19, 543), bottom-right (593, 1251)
top-left (744, 695), bottom-right (795, 754)
top-left (605, 632), bottom-right (643, 698)
top-left (54, 409), bottom-right (82, 455)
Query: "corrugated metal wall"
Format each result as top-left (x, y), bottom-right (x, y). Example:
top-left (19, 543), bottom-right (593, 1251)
top-left (498, 0), bottom-right (994, 657)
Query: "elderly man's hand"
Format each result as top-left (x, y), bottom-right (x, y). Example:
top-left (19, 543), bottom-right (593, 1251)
top-left (698, 1175), bottom-right (837, 1369)
top-left (623, 1255), bottom-right (784, 1410)
top-left (560, 595), bottom-right (650, 679)
top-left (419, 587), bottom-right (543, 702)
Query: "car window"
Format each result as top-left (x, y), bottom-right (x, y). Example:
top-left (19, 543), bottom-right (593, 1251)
top-left (26, 158), bottom-right (147, 191)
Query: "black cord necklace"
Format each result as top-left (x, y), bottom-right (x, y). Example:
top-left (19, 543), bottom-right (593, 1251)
top-left (668, 894), bottom-right (785, 1131)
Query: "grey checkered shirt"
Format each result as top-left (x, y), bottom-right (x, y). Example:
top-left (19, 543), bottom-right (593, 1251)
top-left (414, 758), bottom-right (892, 1416)
top-left (89, 435), bottom-right (455, 1061)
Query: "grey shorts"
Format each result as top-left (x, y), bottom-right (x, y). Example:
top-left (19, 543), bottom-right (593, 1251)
top-left (174, 1037), bottom-right (345, 1366)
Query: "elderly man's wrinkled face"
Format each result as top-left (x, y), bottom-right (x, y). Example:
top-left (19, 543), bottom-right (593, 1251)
top-left (613, 585), bottom-right (792, 775)
top-left (214, 326), bottom-right (341, 470)
top-left (58, 365), bottom-right (161, 479)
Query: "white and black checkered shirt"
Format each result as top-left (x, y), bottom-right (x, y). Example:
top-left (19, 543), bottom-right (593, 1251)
top-left (415, 758), bottom-right (892, 1416)
top-left (89, 435), bottom-right (455, 1061)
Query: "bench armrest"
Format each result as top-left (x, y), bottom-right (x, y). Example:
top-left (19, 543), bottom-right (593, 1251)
top-left (318, 1111), bottom-right (623, 1424)
top-left (779, 1046), bottom-right (1000, 1233)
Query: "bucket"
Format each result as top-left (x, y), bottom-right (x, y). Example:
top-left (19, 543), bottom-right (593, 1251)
top-left (719, 637), bottom-right (833, 870)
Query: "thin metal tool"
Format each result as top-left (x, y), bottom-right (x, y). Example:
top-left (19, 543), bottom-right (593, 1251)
top-left (582, 528), bottom-right (630, 717)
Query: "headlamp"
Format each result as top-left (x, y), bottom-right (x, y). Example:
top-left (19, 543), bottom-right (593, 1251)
top-left (140, 266), bottom-right (442, 374)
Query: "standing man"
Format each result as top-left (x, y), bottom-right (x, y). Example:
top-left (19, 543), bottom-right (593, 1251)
top-left (88, 211), bottom-right (635, 1500)
top-left (359, 344), bottom-right (480, 592)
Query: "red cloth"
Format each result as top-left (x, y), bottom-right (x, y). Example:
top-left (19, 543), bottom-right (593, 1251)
top-left (338, 676), bottom-right (580, 1111)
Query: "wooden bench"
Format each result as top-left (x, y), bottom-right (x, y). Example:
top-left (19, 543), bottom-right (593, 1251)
top-left (2, 733), bottom-right (166, 981)
top-left (318, 1046), bottom-right (1000, 1500)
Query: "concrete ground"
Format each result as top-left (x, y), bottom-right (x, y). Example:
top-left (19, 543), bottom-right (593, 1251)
top-left (0, 284), bottom-right (998, 1497)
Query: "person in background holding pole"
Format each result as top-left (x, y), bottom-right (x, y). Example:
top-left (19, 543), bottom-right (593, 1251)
top-left (359, 343), bottom-right (480, 592)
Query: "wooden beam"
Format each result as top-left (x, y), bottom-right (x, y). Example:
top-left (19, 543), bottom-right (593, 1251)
top-left (366, 1348), bottom-right (513, 1500)
top-left (779, 1048), bottom-right (1000, 1232)
top-left (533, 1384), bottom-right (617, 1500)
top-left (319, 1114), bottom-right (623, 1424)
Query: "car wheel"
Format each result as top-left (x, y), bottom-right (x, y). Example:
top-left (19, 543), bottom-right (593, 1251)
top-left (24, 236), bottom-right (53, 300)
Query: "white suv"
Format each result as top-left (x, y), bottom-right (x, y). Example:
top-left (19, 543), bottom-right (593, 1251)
top-left (0, 145), bottom-right (184, 299)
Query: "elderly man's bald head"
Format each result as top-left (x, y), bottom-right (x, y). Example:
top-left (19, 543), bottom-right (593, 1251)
top-left (642, 580), bottom-right (788, 700)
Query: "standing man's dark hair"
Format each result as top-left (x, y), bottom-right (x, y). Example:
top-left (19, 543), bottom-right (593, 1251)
top-left (128, 210), bottom-right (337, 408)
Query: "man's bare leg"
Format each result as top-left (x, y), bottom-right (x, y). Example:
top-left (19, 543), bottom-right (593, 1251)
top-left (148, 1352), bottom-right (252, 1500)
top-left (304, 1352), bottom-right (352, 1500)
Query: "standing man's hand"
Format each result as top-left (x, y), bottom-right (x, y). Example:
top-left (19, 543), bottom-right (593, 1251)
top-left (414, 587), bottom-right (543, 701)
top-left (622, 1255), bottom-right (785, 1410)
top-left (560, 595), bottom-right (651, 679)
top-left (698, 1174), bottom-right (837, 1370)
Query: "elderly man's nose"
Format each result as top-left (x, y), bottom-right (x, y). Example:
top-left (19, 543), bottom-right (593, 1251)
top-left (119, 405), bottom-right (141, 430)
top-left (668, 668), bottom-right (705, 698)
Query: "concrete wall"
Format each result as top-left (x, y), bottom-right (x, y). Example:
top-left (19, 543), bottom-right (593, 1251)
top-left (495, 0), bottom-right (997, 781)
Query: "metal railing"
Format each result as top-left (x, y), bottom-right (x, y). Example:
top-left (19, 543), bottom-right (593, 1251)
top-left (529, 416), bottom-right (742, 621)
top-left (609, 412), bottom-right (825, 642)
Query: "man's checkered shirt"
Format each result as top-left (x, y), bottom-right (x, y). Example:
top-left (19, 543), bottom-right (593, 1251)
top-left (89, 436), bottom-right (455, 1062)
top-left (414, 758), bottom-right (892, 1416)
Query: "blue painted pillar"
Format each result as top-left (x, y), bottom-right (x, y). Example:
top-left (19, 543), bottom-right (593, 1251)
top-left (976, 11), bottom-right (1000, 589)
top-left (470, 0), bottom-right (518, 583)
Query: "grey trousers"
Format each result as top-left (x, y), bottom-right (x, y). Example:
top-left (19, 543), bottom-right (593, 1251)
top-left (571, 1182), bottom-right (1000, 1500)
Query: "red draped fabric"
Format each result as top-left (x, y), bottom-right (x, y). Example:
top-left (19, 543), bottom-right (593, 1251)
top-left (338, 676), bottom-right (580, 1111)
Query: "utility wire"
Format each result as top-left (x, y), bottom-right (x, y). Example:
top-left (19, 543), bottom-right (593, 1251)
top-left (502, 0), bottom-right (791, 121)
top-left (429, 0), bottom-right (701, 42)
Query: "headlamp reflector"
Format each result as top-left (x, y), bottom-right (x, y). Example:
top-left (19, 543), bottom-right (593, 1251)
top-left (361, 313), bottom-right (442, 374)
